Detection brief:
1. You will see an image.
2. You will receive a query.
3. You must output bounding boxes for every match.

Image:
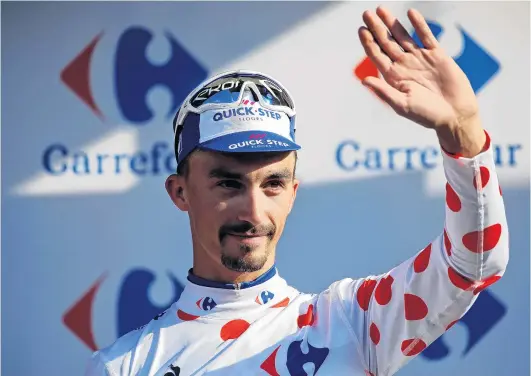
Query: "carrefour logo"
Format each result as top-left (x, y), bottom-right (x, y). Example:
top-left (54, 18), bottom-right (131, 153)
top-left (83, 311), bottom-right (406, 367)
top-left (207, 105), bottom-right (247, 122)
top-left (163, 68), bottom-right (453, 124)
top-left (62, 268), bottom-right (184, 352)
top-left (342, 19), bottom-right (525, 174)
top-left (61, 27), bottom-right (207, 124)
top-left (44, 27), bottom-right (208, 178)
top-left (353, 20), bottom-right (500, 96)
top-left (336, 140), bottom-right (523, 173)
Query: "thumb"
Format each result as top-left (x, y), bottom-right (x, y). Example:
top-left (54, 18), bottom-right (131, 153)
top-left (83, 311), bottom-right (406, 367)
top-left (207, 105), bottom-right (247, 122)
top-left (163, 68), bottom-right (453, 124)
top-left (362, 76), bottom-right (406, 112)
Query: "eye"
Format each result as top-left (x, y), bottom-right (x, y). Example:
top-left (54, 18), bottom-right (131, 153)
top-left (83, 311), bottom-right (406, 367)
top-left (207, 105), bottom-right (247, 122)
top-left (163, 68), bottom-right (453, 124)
top-left (265, 180), bottom-right (285, 189)
top-left (217, 180), bottom-right (242, 189)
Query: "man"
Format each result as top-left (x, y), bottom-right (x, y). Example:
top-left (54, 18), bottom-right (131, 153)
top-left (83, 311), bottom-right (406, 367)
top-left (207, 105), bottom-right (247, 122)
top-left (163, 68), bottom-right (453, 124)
top-left (86, 6), bottom-right (509, 376)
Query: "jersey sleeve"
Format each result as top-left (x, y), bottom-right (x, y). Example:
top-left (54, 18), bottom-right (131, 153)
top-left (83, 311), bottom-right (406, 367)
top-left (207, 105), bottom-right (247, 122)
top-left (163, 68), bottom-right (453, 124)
top-left (331, 131), bottom-right (509, 375)
top-left (84, 352), bottom-right (111, 376)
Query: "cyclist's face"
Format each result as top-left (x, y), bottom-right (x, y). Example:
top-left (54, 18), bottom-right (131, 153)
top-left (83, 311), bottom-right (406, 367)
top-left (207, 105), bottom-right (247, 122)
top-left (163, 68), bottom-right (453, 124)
top-left (168, 150), bottom-right (298, 275)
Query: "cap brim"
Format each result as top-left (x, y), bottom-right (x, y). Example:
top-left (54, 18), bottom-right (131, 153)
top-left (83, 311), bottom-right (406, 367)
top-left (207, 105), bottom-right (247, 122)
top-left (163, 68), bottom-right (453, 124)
top-left (198, 130), bottom-right (301, 154)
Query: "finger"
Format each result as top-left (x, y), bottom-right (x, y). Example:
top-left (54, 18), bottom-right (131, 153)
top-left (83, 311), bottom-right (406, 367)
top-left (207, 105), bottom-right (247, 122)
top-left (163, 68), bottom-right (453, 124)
top-left (362, 76), bottom-right (407, 113)
top-left (358, 26), bottom-right (392, 73)
top-left (407, 8), bottom-right (439, 49)
top-left (376, 6), bottom-right (419, 53)
top-left (362, 10), bottom-right (404, 61)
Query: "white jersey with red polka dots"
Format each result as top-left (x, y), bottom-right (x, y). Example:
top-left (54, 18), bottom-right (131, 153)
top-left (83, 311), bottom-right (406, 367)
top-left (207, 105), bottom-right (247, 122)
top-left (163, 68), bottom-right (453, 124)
top-left (85, 133), bottom-right (509, 376)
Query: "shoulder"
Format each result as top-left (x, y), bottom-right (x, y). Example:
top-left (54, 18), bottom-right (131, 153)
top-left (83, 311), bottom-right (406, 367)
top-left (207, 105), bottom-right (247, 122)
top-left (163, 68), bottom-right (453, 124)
top-left (85, 307), bottom-right (174, 375)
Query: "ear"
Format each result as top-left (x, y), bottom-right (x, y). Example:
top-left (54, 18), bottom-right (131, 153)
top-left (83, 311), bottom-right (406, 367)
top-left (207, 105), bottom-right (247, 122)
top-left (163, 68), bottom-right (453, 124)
top-left (288, 178), bottom-right (299, 214)
top-left (165, 174), bottom-right (189, 211)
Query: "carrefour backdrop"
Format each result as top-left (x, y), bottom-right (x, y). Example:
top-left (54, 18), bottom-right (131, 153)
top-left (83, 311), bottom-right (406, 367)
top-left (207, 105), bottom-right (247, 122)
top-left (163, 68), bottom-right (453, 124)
top-left (2, 2), bottom-right (529, 375)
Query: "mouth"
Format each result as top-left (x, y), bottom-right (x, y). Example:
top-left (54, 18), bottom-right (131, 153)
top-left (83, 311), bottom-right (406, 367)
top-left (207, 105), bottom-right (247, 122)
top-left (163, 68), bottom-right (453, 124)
top-left (224, 233), bottom-right (270, 245)
top-left (226, 233), bottom-right (267, 238)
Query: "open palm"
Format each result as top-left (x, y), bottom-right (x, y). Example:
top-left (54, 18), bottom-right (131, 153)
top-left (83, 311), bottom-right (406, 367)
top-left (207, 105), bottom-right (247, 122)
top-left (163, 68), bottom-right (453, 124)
top-left (359, 7), bottom-right (479, 130)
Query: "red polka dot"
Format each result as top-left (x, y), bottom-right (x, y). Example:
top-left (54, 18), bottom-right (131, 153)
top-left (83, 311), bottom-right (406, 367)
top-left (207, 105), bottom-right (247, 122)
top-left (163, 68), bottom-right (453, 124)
top-left (473, 166), bottom-right (490, 190)
top-left (260, 346), bottom-right (280, 376)
top-left (297, 304), bottom-right (315, 328)
top-left (414, 244), bottom-right (431, 273)
top-left (499, 185), bottom-right (503, 196)
top-left (462, 224), bottom-right (502, 253)
top-left (404, 294), bottom-right (428, 320)
top-left (220, 319), bottom-right (250, 341)
top-left (446, 320), bottom-right (459, 331)
top-left (448, 267), bottom-right (474, 291)
top-left (365, 371), bottom-right (375, 376)
top-left (357, 279), bottom-right (377, 311)
top-left (370, 323), bottom-right (380, 345)
top-left (445, 183), bottom-right (461, 212)
top-left (177, 309), bottom-right (199, 321)
top-left (444, 229), bottom-right (452, 256)
top-left (473, 275), bottom-right (502, 295)
top-left (401, 338), bottom-right (427, 356)
top-left (271, 297), bottom-right (290, 308)
top-left (482, 130), bottom-right (491, 150)
top-left (375, 275), bottom-right (394, 306)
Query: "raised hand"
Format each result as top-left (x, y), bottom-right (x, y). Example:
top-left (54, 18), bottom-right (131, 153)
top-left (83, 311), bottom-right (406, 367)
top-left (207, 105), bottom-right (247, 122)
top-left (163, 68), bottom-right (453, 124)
top-left (359, 6), bottom-right (486, 157)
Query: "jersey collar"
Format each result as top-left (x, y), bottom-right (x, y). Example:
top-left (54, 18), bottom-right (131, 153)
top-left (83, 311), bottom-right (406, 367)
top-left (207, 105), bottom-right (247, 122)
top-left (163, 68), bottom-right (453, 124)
top-left (186, 264), bottom-right (278, 290)
top-left (175, 264), bottom-right (295, 319)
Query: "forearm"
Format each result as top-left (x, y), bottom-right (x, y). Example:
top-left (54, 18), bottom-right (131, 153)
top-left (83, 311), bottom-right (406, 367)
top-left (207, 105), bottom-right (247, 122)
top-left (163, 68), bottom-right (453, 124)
top-left (441, 130), bottom-right (509, 281)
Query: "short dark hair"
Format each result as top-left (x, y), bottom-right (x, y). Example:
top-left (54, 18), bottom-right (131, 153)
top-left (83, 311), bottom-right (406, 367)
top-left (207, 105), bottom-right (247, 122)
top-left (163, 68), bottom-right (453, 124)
top-left (176, 150), bottom-right (298, 178)
top-left (176, 155), bottom-right (191, 177)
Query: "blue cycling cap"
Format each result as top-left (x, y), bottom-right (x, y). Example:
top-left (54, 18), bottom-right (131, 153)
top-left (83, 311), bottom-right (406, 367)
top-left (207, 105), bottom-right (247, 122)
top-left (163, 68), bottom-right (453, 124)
top-left (172, 70), bottom-right (300, 165)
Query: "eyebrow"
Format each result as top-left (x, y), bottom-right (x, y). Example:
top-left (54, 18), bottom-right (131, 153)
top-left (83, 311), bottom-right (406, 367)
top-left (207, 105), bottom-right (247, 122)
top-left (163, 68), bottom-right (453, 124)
top-left (266, 168), bottom-right (293, 180)
top-left (208, 167), bottom-right (243, 180)
top-left (208, 167), bottom-right (293, 181)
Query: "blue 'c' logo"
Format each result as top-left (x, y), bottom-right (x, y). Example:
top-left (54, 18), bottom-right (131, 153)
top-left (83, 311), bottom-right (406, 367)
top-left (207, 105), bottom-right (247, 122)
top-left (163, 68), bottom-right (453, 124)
top-left (61, 26), bottom-right (208, 125)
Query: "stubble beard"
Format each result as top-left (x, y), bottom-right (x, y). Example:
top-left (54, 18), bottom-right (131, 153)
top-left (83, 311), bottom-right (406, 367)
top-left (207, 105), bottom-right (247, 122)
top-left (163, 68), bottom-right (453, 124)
top-left (221, 242), bottom-right (271, 273)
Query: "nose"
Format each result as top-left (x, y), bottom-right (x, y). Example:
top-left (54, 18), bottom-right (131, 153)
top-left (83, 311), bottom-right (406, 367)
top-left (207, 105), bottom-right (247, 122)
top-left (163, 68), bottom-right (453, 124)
top-left (237, 186), bottom-right (267, 226)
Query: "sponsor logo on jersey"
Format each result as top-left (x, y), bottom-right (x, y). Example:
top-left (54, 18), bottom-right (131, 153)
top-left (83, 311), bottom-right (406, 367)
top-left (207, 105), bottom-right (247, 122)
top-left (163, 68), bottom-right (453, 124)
top-left (256, 290), bottom-right (275, 305)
